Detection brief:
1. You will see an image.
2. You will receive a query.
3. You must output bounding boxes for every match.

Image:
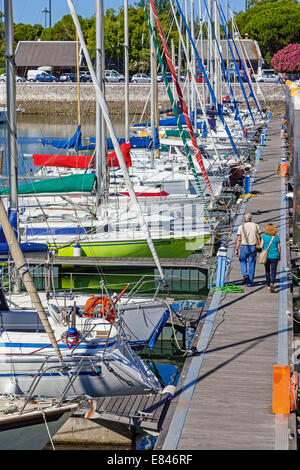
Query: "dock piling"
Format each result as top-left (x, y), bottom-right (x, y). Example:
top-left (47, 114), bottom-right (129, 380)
top-left (215, 246), bottom-right (227, 288)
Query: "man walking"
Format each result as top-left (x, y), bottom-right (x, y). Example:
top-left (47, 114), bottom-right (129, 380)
top-left (235, 213), bottom-right (261, 287)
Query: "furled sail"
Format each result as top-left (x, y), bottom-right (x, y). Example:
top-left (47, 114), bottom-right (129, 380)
top-left (0, 173), bottom-right (96, 195)
top-left (32, 142), bottom-right (132, 169)
top-left (91, 135), bottom-right (159, 150)
top-left (40, 125), bottom-right (95, 151)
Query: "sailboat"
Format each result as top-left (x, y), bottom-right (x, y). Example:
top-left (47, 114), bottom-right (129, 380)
top-left (0, 190), bottom-right (163, 398)
top-left (0, 106), bottom-right (22, 123)
top-left (0, 0), bottom-right (163, 401)
top-left (0, 395), bottom-right (77, 450)
top-left (2, 0), bottom-right (216, 259)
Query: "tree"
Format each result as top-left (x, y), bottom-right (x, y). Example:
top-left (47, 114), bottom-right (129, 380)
top-left (271, 43), bottom-right (300, 72)
top-left (40, 15), bottom-right (77, 41)
top-left (14, 23), bottom-right (43, 44)
top-left (235, 0), bottom-right (300, 65)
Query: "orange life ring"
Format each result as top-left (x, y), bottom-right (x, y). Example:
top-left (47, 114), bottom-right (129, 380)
top-left (244, 126), bottom-right (248, 137)
top-left (83, 295), bottom-right (116, 323)
top-left (290, 371), bottom-right (298, 411)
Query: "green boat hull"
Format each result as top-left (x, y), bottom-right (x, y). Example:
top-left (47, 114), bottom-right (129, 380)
top-left (48, 235), bottom-right (211, 258)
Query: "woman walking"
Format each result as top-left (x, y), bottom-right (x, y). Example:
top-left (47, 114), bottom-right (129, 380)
top-left (260, 223), bottom-right (281, 292)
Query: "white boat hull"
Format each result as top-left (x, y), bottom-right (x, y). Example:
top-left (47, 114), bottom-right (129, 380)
top-left (0, 310), bottom-right (162, 398)
top-left (0, 404), bottom-right (77, 450)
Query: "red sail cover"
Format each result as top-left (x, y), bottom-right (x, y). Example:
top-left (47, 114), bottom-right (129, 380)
top-left (33, 142), bottom-right (132, 168)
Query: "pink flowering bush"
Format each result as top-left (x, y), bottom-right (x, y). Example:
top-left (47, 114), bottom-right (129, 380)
top-left (271, 43), bottom-right (300, 73)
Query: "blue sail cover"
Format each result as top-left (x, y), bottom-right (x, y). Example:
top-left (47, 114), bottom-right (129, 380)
top-left (133, 114), bottom-right (194, 128)
top-left (134, 114), bottom-right (207, 131)
top-left (41, 125), bottom-right (95, 151)
top-left (0, 209), bottom-right (48, 253)
top-left (89, 134), bottom-right (160, 150)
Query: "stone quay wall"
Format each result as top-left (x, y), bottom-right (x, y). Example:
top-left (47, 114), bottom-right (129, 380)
top-left (0, 82), bottom-right (286, 118)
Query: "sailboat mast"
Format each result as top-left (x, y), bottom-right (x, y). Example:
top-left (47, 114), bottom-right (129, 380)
top-left (214, 0), bottom-right (221, 104)
top-left (76, 30), bottom-right (81, 126)
top-left (96, 0), bottom-right (108, 209)
top-left (150, 6), bottom-right (155, 168)
top-left (198, 0), bottom-right (206, 105)
top-left (185, 0), bottom-right (190, 116)
top-left (124, 0), bottom-right (129, 142)
top-left (67, 0), bottom-right (166, 283)
top-left (4, 0), bottom-right (18, 219)
top-left (191, 0), bottom-right (196, 127)
top-left (226, 0), bottom-right (229, 71)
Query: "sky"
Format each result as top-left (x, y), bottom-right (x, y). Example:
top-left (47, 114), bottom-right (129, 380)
top-left (9, 0), bottom-right (247, 27)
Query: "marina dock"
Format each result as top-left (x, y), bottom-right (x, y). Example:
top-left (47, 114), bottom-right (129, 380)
top-left (154, 117), bottom-right (297, 450)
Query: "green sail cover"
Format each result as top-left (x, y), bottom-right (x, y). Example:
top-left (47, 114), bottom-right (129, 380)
top-left (165, 129), bottom-right (199, 139)
top-left (0, 173), bottom-right (95, 195)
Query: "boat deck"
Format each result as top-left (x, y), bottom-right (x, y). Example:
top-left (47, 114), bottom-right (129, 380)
top-left (155, 118), bottom-right (297, 450)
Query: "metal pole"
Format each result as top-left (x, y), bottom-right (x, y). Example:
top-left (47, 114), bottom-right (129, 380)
top-left (96, 0), bottom-right (102, 206)
top-left (96, 0), bottom-right (108, 211)
top-left (150, 7), bottom-right (155, 168)
top-left (4, 0), bottom-right (18, 219)
top-left (214, 0), bottom-right (221, 103)
top-left (198, 0), bottom-right (206, 105)
top-left (178, 2), bottom-right (182, 79)
top-left (185, 0), bottom-right (190, 115)
top-left (226, 0), bottom-right (229, 70)
top-left (76, 30), bottom-right (81, 126)
top-left (124, 0), bottom-right (129, 142)
top-left (49, 0), bottom-right (52, 28)
top-left (191, 0), bottom-right (196, 126)
top-left (207, 0), bottom-right (212, 105)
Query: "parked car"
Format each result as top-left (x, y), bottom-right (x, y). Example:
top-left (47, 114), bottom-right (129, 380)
top-left (286, 73), bottom-right (300, 81)
top-left (34, 72), bottom-right (58, 83)
top-left (105, 70), bottom-right (125, 82)
top-left (256, 69), bottom-right (278, 83)
top-left (59, 72), bottom-right (92, 82)
top-left (228, 69), bottom-right (248, 82)
top-left (157, 72), bottom-right (173, 82)
top-left (157, 72), bottom-right (185, 83)
top-left (189, 73), bottom-right (203, 83)
top-left (27, 69), bottom-right (45, 81)
top-left (131, 73), bottom-right (151, 83)
top-left (59, 73), bottom-right (74, 82)
top-left (0, 74), bottom-right (26, 82)
top-left (80, 72), bottom-right (92, 82)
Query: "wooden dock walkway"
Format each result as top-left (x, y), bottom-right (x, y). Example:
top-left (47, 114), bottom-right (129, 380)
top-left (155, 118), bottom-right (297, 450)
top-left (76, 393), bottom-right (171, 440)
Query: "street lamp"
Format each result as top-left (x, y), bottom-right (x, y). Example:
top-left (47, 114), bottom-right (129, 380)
top-left (42, 7), bottom-right (49, 28)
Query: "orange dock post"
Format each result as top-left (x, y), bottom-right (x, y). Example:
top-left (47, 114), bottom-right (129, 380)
top-left (280, 159), bottom-right (288, 176)
top-left (272, 365), bottom-right (291, 414)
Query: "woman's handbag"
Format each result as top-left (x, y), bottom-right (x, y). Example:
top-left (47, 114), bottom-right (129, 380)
top-left (258, 236), bottom-right (274, 264)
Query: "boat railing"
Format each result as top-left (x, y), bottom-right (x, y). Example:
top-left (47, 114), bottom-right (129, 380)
top-left (20, 354), bottom-right (103, 413)
top-left (123, 274), bottom-right (177, 302)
